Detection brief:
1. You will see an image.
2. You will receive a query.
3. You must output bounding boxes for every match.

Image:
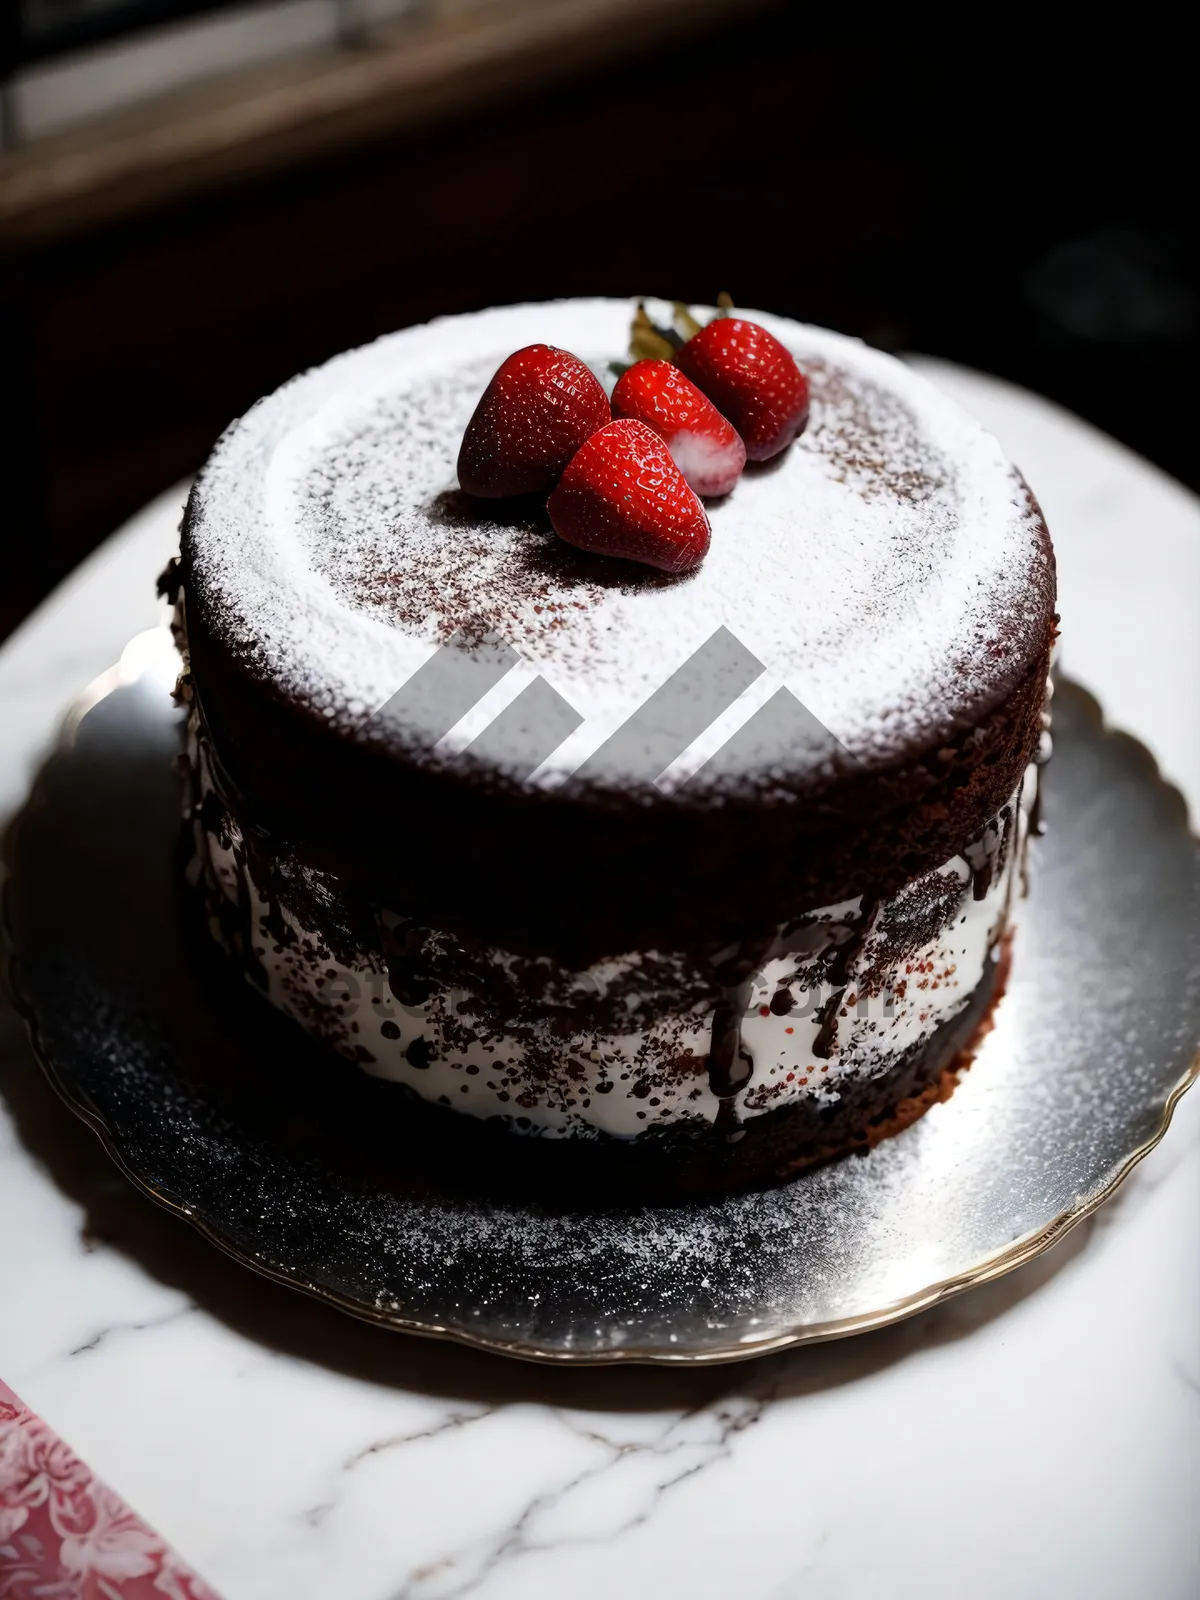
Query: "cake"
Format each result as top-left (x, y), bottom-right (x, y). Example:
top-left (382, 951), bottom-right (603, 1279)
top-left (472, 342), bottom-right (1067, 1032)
top-left (167, 299), bottom-right (1056, 1200)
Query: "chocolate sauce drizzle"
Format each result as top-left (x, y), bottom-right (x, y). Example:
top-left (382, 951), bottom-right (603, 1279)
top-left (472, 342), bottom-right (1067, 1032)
top-left (812, 894), bottom-right (878, 1061)
top-left (769, 985), bottom-right (794, 1016)
top-left (378, 917), bottom-right (438, 1008)
top-left (810, 991), bottom-right (842, 1061)
top-left (706, 937), bottom-right (772, 1140)
top-left (971, 855), bottom-right (993, 902)
top-left (707, 987), bottom-right (756, 1139)
top-left (1001, 781), bottom-right (1025, 930)
top-left (228, 845), bottom-right (269, 991)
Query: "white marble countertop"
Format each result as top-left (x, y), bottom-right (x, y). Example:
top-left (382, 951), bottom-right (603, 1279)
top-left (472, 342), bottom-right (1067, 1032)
top-left (2, 361), bottom-right (1198, 1600)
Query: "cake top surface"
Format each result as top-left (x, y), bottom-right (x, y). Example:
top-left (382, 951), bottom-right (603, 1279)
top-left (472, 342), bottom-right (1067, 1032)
top-left (184, 299), bottom-right (1054, 797)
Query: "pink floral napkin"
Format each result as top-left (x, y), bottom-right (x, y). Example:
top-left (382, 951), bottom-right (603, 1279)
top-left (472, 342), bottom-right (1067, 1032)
top-left (0, 1378), bottom-right (219, 1598)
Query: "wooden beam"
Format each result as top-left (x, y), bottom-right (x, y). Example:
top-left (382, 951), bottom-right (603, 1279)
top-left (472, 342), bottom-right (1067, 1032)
top-left (0, 0), bottom-right (775, 251)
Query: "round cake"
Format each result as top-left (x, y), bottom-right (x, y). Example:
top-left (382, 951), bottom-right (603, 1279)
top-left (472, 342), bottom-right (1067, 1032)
top-left (169, 298), bottom-right (1056, 1198)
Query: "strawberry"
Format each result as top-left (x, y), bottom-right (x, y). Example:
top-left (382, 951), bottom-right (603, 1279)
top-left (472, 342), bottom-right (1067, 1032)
top-left (547, 419), bottom-right (710, 574)
top-left (457, 344), bottom-right (611, 498)
top-left (611, 359), bottom-right (746, 497)
top-left (675, 317), bottom-right (810, 461)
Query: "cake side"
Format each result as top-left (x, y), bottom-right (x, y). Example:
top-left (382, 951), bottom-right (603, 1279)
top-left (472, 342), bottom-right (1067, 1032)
top-left (170, 297), bottom-right (1056, 1197)
top-left (182, 681), bottom-right (1035, 1193)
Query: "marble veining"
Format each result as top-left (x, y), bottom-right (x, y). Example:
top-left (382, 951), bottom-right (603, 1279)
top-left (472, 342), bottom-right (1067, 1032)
top-left (1, 369), bottom-right (1198, 1600)
top-left (69, 1305), bottom-right (198, 1359)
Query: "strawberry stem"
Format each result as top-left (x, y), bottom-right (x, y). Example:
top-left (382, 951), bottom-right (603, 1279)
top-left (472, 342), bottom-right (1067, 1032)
top-left (628, 298), bottom-right (733, 364)
top-left (630, 304), bottom-right (678, 362)
top-left (672, 301), bottom-right (703, 341)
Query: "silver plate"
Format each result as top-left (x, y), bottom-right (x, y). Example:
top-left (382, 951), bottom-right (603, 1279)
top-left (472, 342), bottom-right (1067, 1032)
top-left (3, 633), bottom-right (1197, 1364)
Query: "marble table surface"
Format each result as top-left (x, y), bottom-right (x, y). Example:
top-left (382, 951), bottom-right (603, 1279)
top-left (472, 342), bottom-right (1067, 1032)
top-left (1, 360), bottom-right (1198, 1600)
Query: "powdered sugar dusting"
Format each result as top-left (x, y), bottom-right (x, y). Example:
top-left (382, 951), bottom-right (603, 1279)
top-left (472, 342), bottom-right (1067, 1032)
top-left (185, 299), bottom-right (1053, 784)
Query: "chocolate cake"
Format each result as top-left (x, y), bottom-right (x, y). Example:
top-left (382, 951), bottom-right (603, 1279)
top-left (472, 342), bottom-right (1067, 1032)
top-left (168, 299), bottom-right (1056, 1199)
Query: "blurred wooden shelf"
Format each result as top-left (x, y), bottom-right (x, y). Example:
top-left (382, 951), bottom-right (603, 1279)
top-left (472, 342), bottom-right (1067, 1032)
top-left (0, 0), bottom-right (770, 251)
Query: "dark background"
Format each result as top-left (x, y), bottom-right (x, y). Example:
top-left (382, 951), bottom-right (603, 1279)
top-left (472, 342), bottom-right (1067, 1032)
top-left (1, 6), bottom-right (1194, 641)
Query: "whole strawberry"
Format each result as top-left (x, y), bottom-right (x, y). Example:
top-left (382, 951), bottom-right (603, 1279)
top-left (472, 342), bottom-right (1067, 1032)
top-left (675, 317), bottom-right (809, 461)
top-left (611, 359), bottom-right (746, 497)
top-left (457, 344), bottom-right (611, 498)
top-left (547, 419), bottom-right (710, 574)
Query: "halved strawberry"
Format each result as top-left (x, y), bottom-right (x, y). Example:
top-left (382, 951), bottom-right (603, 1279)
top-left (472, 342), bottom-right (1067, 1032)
top-left (547, 419), bottom-right (710, 574)
top-left (457, 344), bottom-right (611, 498)
top-left (611, 359), bottom-right (746, 497)
top-left (675, 317), bottom-right (809, 461)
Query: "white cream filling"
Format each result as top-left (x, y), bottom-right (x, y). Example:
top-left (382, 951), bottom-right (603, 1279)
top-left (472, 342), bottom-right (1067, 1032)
top-left (194, 748), bottom-right (1034, 1140)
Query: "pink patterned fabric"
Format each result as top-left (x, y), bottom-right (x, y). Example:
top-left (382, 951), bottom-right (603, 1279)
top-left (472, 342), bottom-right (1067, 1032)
top-left (0, 1378), bottom-right (219, 1599)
